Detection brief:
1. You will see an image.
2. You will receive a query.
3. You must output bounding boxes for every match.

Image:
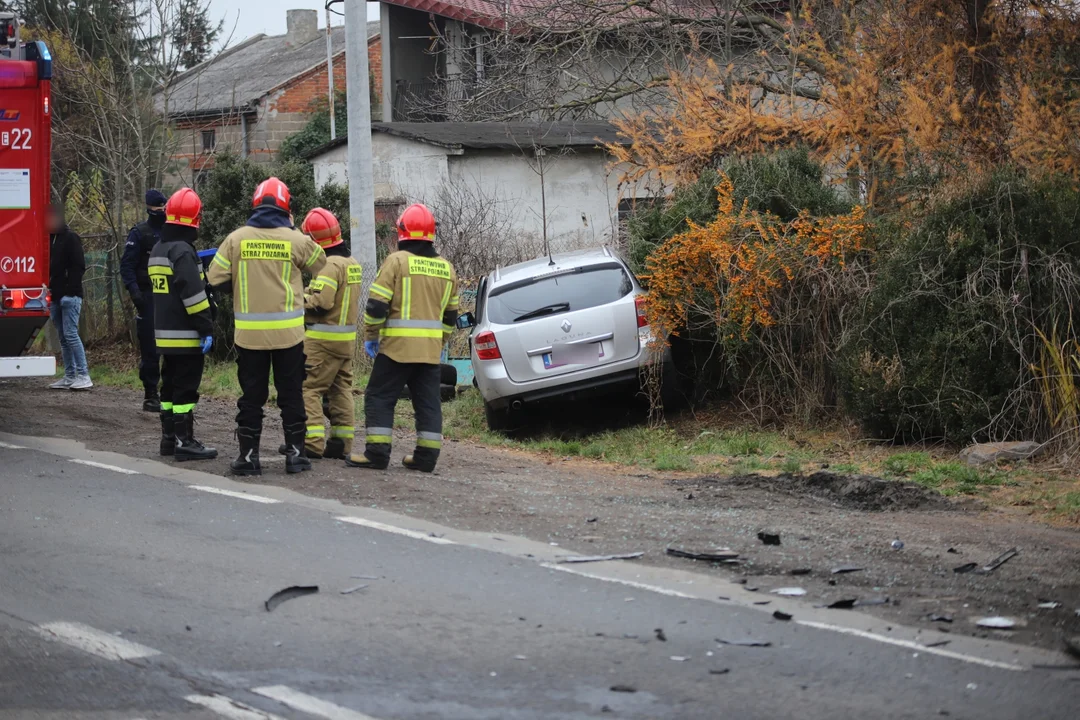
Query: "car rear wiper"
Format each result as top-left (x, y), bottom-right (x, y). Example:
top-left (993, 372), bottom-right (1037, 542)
top-left (513, 302), bottom-right (571, 322)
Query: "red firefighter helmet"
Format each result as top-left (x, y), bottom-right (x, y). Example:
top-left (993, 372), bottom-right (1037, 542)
top-left (302, 207), bottom-right (343, 249)
top-left (252, 177), bottom-right (291, 212)
top-left (165, 188), bottom-right (202, 228)
top-left (396, 203), bottom-right (436, 242)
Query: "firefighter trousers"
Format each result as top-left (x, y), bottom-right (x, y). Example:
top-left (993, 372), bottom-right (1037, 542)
top-left (362, 354), bottom-right (442, 470)
top-left (135, 293), bottom-right (160, 395)
top-left (302, 341), bottom-right (355, 455)
top-left (235, 343), bottom-right (307, 445)
top-left (160, 353), bottom-right (203, 415)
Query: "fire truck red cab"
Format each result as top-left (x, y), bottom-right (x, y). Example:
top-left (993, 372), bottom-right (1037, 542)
top-left (0, 12), bottom-right (55, 377)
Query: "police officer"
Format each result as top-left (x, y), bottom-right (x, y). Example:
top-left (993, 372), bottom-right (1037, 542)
top-left (121, 189), bottom-right (168, 411)
top-left (347, 203), bottom-right (459, 473)
top-left (284, 208), bottom-right (361, 459)
top-left (150, 188), bottom-right (216, 462)
top-left (207, 177), bottom-right (327, 476)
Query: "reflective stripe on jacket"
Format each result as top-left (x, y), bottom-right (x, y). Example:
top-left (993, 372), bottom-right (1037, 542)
top-left (363, 250), bottom-right (459, 365)
top-left (304, 254), bottom-right (362, 355)
top-left (149, 240), bottom-right (214, 355)
top-left (207, 226), bottom-right (327, 350)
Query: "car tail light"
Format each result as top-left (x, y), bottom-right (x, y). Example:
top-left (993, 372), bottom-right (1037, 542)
top-left (2, 289), bottom-right (49, 311)
top-left (475, 330), bottom-right (501, 360)
top-left (635, 296), bottom-right (648, 328)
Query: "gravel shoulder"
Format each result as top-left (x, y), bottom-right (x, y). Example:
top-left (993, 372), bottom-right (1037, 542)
top-left (2, 379), bottom-right (1078, 653)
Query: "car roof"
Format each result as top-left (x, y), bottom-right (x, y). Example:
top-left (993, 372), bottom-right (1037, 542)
top-left (491, 247), bottom-right (622, 286)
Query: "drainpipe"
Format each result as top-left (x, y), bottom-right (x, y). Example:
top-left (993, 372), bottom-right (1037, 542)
top-left (240, 111), bottom-right (249, 159)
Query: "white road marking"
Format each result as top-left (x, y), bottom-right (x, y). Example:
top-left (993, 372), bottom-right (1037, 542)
top-left (796, 621), bottom-right (1025, 671)
top-left (335, 516), bottom-right (455, 545)
top-left (0, 441), bottom-right (26, 449)
top-left (253, 685), bottom-right (384, 720)
top-left (185, 694), bottom-right (286, 720)
top-left (542, 563), bottom-right (697, 599)
top-left (545, 565), bottom-right (1025, 670)
top-left (188, 486), bottom-right (281, 504)
top-left (69, 459), bottom-right (140, 475)
top-left (33, 621), bottom-right (160, 661)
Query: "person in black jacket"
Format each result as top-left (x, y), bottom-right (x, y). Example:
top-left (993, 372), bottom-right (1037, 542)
top-left (121, 189), bottom-right (168, 411)
top-left (47, 204), bottom-right (92, 391)
top-left (150, 188), bottom-right (216, 461)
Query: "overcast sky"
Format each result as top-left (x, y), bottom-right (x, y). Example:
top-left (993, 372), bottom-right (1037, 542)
top-left (211, 0), bottom-right (380, 43)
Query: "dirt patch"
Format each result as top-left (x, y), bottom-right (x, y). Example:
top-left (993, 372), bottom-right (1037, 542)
top-left (2, 378), bottom-right (1079, 653)
top-left (712, 471), bottom-right (952, 512)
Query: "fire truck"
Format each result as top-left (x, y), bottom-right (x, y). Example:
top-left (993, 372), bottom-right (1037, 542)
top-left (0, 12), bottom-right (55, 378)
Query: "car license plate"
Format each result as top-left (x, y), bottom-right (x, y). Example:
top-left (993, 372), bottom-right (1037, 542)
top-left (543, 344), bottom-right (604, 369)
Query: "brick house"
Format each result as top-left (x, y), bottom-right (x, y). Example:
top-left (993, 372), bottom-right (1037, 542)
top-left (156, 9), bottom-right (381, 188)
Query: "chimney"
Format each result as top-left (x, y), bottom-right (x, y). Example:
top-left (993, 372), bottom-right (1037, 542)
top-left (285, 9), bottom-right (319, 47)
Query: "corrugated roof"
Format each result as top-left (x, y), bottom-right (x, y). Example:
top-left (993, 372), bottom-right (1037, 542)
top-left (308, 121), bottom-right (627, 157)
top-left (160, 20), bottom-right (380, 117)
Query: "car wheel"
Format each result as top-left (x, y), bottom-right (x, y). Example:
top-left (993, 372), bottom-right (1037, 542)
top-left (484, 401), bottom-right (510, 433)
top-left (440, 363), bottom-right (458, 387)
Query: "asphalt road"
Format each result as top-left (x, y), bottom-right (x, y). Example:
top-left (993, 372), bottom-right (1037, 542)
top-left (0, 437), bottom-right (1076, 719)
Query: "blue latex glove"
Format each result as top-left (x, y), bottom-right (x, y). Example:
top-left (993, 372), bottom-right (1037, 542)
top-left (364, 340), bottom-right (379, 358)
top-left (200, 336), bottom-right (213, 354)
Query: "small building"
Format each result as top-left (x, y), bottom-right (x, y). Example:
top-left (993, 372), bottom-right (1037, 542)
top-left (156, 9), bottom-right (381, 187)
top-left (307, 121), bottom-right (656, 250)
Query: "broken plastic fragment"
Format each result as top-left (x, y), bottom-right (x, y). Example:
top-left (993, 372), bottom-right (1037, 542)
top-left (265, 585), bottom-right (319, 612)
top-left (670, 656), bottom-right (689, 662)
top-left (709, 668), bottom-right (731, 675)
top-left (340, 584), bottom-right (368, 595)
top-left (977, 548), bottom-right (1018, 574)
top-left (771, 587), bottom-right (807, 596)
top-left (654, 628), bottom-right (667, 642)
top-left (557, 552), bottom-right (644, 564)
top-left (666, 547), bottom-right (739, 563)
top-left (610, 685), bottom-right (637, 693)
top-left (831, 565), bottom-right (864, 574)
top-left (891, 539), bottom-right (905, 550)
top-left (757, 531), bottom-right (781, 546)
top-left (1037, 601), bottom-right (1062, 609)
top-left (953, 562), bottom-right (978, 574)
top-left (716, 638), bottom-right (772, 647)
top-left (929, 614), bottom-right (954, 623)
top-left (826, 598), bottom-right (857, 610)
top-left (773, 610), bottom-right (793, 621)
top-left (975, 616), bottom-right (1016, 629)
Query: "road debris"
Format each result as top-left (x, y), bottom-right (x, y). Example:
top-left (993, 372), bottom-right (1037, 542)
top-left (789, 568), bottom-right (812, 576)
top-left (825, 598), bottom-right (857, 610)
top-left (757, 531), bottom-right (781, 546)
top-left (773, 611), bottom-right (792, 621)
top-left (665, 547), bottom-right (739, 563)
top-left (1037, 601), bottom-right (1062, 609)
top-left (855, 597), bottom-right (890, 607)
top-left (771, 587), bottom-right (807, 596)
top-left (977, 548), bottom-right (1018, 575)
top-left (953, 562), bottom-right (979, 574)
top-left (753, 600), bottom-right (771, 606)
top-left (924, 640), bottom-right (951, 648)
top-left (670, 656), bottom-right (689, 662)
top-left (975, 616), bottom-right (1016, 629)
top-left (586, 517), bottom-right (598, 523)
top-left (654, 628), bottom-right (667, 642)
top-left (947, 548), bottom-right (959, 554)
top-left (340, 584), bottom-right (368, 595)
top-left (709, 668), bottom-right (731, 675)
top-left (514, 655), bottom-right (528, 660)
top-left (610, 685), bottom-right (637, 693)
top-left (557, 552), bottom-right (644, 564)
top-left (716, 638), bottom-right (772, 647)
top-left (891, 539), bottom-right (905, 550)
top-left (1064, 636), bottom-right (1080, 660)
top-left (831, 565), bottom-right (864, 575)
top-left (929, 614), bottom-right (954, 623)
top-left (265, 585), bottom-right (319, 612)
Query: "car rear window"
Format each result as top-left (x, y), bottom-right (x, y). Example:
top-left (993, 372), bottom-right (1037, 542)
top-left (486, 262), bottom-right (634, 325)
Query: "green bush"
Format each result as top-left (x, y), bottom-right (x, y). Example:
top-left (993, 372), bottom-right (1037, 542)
top-left (839, 170), bottom-right (1080, 443)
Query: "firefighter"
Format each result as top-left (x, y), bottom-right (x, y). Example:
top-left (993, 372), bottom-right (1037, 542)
top-left (277, 208), bottom-right (361, 459)
top-left (120, 189), bottom-right (168, 412)
top-left (150, 188), bottom-right (217, 462)
top-left (347, 203), bottom-right (459, 473)
top-left (207, 177), bottom-right (327, 476)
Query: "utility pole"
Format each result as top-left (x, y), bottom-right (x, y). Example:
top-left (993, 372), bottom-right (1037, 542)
top-left (343, 0), bottom-right (377, 281)
top-left (325, 1), bottom-right (338, 141)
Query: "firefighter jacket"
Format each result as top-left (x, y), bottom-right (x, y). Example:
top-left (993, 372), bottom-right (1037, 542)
top-left (149, 235), bottom-right (214, 355)
top-left (363, 248), bottom-right (459, 365)
top-left (207, 226), bottom-right (327, 351)
top-left (304, 253), bottom-right (363, 358)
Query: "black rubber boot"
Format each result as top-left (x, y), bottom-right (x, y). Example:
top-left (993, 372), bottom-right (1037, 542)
top-left (323, 437), bottom-right (346, 460)
top-left (143, 391), bottom-right (161, 413)
top-left (278, 443), bottom-right (322, 459)
top-left (345, 449), bottom-right (389, 470)
top-left (159, 411), bottom-right (175, 457)
top-left (282, 425), bottom-right (311, 474)
top-left (231, 426), bottom-right (262, 476)
top-left (174, 413), bottom-right (217, 462)
top-left (402, 453), bottom-right (437, 473)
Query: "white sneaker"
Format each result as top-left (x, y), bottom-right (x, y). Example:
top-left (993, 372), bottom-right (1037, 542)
top-left (69, 375), bottom-right (94, 391)
top-left (49, 377), bottom-right (74, 389)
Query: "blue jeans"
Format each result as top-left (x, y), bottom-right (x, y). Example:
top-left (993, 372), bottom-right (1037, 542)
top-left (51, 296), bottom-right (88, 378)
